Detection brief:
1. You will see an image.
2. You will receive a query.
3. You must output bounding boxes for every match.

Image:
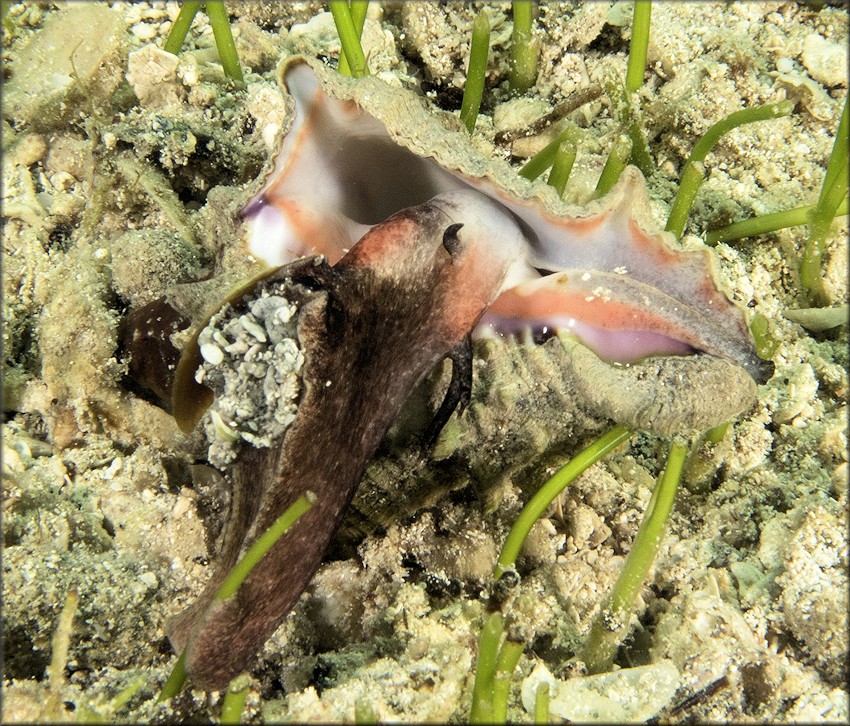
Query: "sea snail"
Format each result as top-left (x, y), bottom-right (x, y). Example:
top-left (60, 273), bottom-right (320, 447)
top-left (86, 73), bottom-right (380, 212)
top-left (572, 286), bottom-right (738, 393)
top-left (135, 57), bottom-right (773, 689)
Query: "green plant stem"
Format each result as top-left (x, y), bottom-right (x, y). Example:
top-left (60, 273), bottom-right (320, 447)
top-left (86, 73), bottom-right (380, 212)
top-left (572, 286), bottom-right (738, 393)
top-left (164, 1), bottom-right (202, 55)
top-left (797, 97), bottom-right (846, 303)
top-left (518, 124), bottom-right (578, 181)
top-left (665, 100), bottom-right (794, 238)
top-left (799, 161), bottom-right (848, 303)
top-left (817, 96), bottom-right (849, 208)
top-left (625, 0), bottom-right (651, 93)
top-left (337, 1), bottom-right (368, 77)
top-left (594, 134), bottom-right (632, 198)
top-left (808, 158), bottom-right (847, 230)
top-left (205, 1), bottom-right (243, 83)
top-left (547, 138), bottom-right (578, 197)
top-left (533, 682), bottom-right (550, 724)
top-left (800, 97), bottom-right (849, 302)
top-left (492, 640), bottom-right (524, 722)
top-left (329, 0), bottom-right (368, 77)
top-left (158, 650), bottom-right (187, 702)
top-left (665, 160), bottom-right (704, 238)
top-left (705, 196), bottom-right (849, 245)
top-left (625, 116), bottom-right (654, 175)
top-left (605, 79), bottom-right (654, 176)
top-left (470, 612), bottom-right (504, 723)
top-left (216, 492), bottom-right (316, 600)
top-left (689, 102), bottom-right (795, 174)
top-left (460, 10), bottom-right (491, 134)
top-left (580, 440), bottom-right (688, 674)
top-left (493, 425), bottom-right (632, 580)
top-left (220, 680), bottom-right (250, 724)
top-left (509, 1), bottom-right (538, 93)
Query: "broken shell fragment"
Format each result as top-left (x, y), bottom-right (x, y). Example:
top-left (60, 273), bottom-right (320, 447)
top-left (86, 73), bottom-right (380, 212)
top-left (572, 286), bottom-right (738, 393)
top-left (521, 660), bottom-right (681, 722)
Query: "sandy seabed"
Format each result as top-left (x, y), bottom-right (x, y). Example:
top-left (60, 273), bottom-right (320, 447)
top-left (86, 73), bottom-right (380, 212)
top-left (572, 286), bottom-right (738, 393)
top-left (2, 2), bottom-right (847, 722)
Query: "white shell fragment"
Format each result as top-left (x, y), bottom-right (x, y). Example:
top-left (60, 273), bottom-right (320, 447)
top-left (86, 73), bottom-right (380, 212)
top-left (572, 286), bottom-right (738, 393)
top-left (521, 660), bottom-right (681, 723)
top-left (240, 315), bottom-right (268, 343)
top-left (196, 283), bottom-right (305, 468)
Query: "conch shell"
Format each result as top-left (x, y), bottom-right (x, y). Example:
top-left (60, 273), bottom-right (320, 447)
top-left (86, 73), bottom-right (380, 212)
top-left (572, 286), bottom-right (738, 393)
top-left (163, 55), bottom-right (770, 690)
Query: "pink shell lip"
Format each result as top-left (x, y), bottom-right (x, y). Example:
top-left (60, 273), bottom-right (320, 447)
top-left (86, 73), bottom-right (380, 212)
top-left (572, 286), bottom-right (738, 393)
top-left (478, 312), bottom-right (695, 363)
top-left (480, 269), bottom-right (775, 384)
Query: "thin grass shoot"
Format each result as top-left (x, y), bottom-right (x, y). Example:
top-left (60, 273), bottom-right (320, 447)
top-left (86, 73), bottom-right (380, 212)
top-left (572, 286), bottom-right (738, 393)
top-left (215, 491), bottom-right (316, 600)
top-left (579, 439), bottom-right (688, 674)
top-left (157, 650), bottom-right (187, 703)
top-left (220, 676), bottom-right (251, 725)
top-left (509, 1), bottom-right (539, 93)
top-left (493, 424), bottom-right (632, 580)
top-left (547, 135), bottom-right (578, 197)
top-left (460, 10), bottom-right (491, 134)
top-left (800, 97), bottom-right (849, 303)
top-left (470, 612), bottom-right (504, 723)
top-left (337, 1), bottom-right (368, 77)
top-left (706, 196), bottom-right (849, 246)
top-left (329, 0), bottom-right (369, 77)
top-left (606, 78), bottom-right (654, 176)
top-left (491, 640), bottom-right (524, 722)
top-left (163, 1), bottom-right (202, 55)
top-left (665, 101), bottom-right (795, 238)
top-left (533, 682), bottom-right (550, 724)
top-left (205, 1), bottom-right (243, 83)
top-left (625, 1), bottom-right (652, 93)
top-left (519, 123), bottom-right (582, 182)
top-left (593, 134), bottom-right (633, 198)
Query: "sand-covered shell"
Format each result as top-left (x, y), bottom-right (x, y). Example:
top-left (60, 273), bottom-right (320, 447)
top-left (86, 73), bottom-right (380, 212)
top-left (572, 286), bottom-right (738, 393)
top-left (341, 333), bottom-right (756, 547)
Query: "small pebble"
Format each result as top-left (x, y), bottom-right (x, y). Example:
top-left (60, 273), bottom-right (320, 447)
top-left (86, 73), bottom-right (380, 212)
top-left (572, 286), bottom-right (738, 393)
top-left (200, 343), bottom-right (224, 366)
top-left (801, 33), bottom-right (847, 88)
top-left (240, 315), bottom-right (268, 343)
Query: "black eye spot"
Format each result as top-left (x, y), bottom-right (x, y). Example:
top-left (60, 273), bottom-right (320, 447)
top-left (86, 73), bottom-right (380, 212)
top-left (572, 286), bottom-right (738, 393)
top-left (442, 223), bottom-right (464, 259)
